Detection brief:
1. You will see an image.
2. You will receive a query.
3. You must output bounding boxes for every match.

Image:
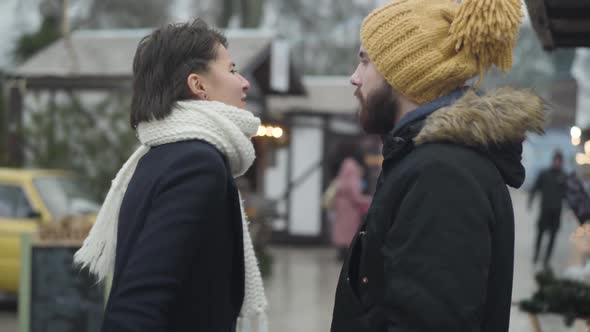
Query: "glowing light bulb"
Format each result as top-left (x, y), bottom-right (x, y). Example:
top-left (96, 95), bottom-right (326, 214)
top-left (571, 126), bottom-right (582, 138)
top-left (272, 127), bottom-right (284, 138)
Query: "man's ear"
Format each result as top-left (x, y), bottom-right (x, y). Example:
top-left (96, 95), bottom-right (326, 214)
top-left (187, 73), bottom-right (208, 100)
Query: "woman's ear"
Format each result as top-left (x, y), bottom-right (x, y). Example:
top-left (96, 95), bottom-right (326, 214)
top-left (187, 73), bottom-right (208, 100)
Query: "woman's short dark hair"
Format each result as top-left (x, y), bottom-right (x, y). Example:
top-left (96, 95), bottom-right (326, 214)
top-left (130, 19), bottom-right (227, 128)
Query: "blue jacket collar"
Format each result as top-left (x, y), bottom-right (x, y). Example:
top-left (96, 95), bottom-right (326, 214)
top-left (390, 87), bottom-right (469, 138)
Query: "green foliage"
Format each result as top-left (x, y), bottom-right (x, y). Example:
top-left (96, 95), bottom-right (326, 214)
top-left (519, 268), bottom-right (590, 326)
top-left (218, 0), bottom-right (265, 28)
top-left (14, 17), bottom-right (61, 63)
top-left (24, 92), bottom-right (137, 200)
top-left (87, 0), bottom-right (170, 28)
top-left (0, 79), bottom-right (6, 165)
top-left (256, 247), bottom-right (273, 279)
top-left (241, 0), bottom-right (264, 28)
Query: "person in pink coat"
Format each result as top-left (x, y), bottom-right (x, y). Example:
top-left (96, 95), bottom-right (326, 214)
top-left (331, 157), bottom-right (371, 260)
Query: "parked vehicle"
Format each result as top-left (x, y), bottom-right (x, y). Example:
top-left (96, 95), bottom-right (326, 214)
top-left (0, 168), bottom-right (99, 293)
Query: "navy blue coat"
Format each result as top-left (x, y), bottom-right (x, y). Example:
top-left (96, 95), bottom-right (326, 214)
top-left (101, 140), bottom-right (245, 332)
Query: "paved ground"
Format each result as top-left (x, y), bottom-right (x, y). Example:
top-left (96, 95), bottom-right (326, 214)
top-left (264, 189), bottom-right (589, 332)
top-left (1, 189), bottom-right (588, 331)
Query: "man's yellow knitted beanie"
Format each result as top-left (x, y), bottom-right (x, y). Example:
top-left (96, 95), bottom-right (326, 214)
top-left (360, 0), bottom-right (522, 104)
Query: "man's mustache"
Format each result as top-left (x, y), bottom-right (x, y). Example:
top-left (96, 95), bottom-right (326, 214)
top-left (354, 89), bottom-right (363, 100)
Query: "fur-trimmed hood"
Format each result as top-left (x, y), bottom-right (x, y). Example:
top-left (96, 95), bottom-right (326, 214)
top-left (414, 88), bottom-right (545, 147)
top-left (389, 88), bottom-right (545, 188)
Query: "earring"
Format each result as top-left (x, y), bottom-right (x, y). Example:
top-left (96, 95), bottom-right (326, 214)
top-left (200, 93), bottom-right (208, 100)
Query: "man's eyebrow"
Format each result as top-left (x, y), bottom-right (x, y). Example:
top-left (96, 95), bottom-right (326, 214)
top-left (230, 62), bottom-right (236, 68)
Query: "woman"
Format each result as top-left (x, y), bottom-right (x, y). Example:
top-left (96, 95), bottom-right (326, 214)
top-left (74, 20), bottom-right (267, 332)
top-left (332, 158), bottom-right (371, 261)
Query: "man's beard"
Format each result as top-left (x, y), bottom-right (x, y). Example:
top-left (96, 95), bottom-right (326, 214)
top-left (356, 83), bottom-right (399, 135)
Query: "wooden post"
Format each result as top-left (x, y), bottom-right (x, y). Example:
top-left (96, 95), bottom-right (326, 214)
top-left (7, 79), bottom-right (25, 166)
top-left (62, 0), bottom-right (69, 36)
top-left (528, 313), bottom-right (543, 332)
top-left (19, 233), bottom-right (32, 332)
top-left (524, 0), bottom-right (555, 50)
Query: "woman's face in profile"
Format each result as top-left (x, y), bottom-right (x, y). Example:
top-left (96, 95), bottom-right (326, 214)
top-left (197, 44), bottom-right (251, 109)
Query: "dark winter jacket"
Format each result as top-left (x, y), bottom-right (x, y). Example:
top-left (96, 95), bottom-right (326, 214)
top-left (101, 140), bottom-right (245, 332)
top-left (330, 88), bottom-right (545, 332)
top-left (529, 168), bottom-right (566, 214)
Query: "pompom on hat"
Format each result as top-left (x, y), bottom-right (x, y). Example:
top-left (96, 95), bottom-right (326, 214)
top-left (360, 0), bottom-right (523, 104)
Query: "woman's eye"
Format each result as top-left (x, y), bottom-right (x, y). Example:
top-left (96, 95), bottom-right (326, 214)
top-left (230, 69), bottom-right (237, 74)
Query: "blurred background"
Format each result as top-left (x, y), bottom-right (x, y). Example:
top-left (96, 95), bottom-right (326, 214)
top-left (0, 0), bottom-right (589, 331)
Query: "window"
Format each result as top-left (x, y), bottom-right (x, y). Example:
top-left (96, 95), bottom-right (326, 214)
top-left (0, 185), bottom-right (35, 219)
top-left (34, 176), bottom-right (99, 220)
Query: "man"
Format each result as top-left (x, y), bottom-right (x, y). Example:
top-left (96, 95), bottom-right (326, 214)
top-left (330, 0), bottom-right (545, 331)
top-left (528, 151), bottom-right (566, 269)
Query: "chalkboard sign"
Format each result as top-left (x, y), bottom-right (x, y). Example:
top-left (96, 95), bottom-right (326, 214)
top-left (19, 235), bottom-right (105, 332)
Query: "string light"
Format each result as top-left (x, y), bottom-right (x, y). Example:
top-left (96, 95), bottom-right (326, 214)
top-left (571, 126), bottom-right (582, 139)
top-left (572, 137), bottom-right (581, 146)
top-left (256, 125), bottom-right (285, 139)
top-left (265, 127), bottom-right (274, 137)
top-left (257, 126), bottom-right (266, 136)
top-left (272, 127), bottom-right (283, 138)
top-left (576, 153), bottom-right (590, 165)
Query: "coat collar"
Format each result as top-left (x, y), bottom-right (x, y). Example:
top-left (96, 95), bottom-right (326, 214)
top-left (380, 87), bottom-right (546, 188)
top-left (382, 88), bottom-right (468, 162)
top-left (390, 88), bottom-right (469, 138)
top-left (382, 87), bottom-right (545, 162)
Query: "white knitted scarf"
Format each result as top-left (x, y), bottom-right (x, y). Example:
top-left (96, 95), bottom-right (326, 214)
top-left (74, 100), bottom-right (269, 332)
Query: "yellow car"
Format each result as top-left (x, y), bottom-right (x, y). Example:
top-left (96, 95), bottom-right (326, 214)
top-left (0, 168), bottom-right (99, 294)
